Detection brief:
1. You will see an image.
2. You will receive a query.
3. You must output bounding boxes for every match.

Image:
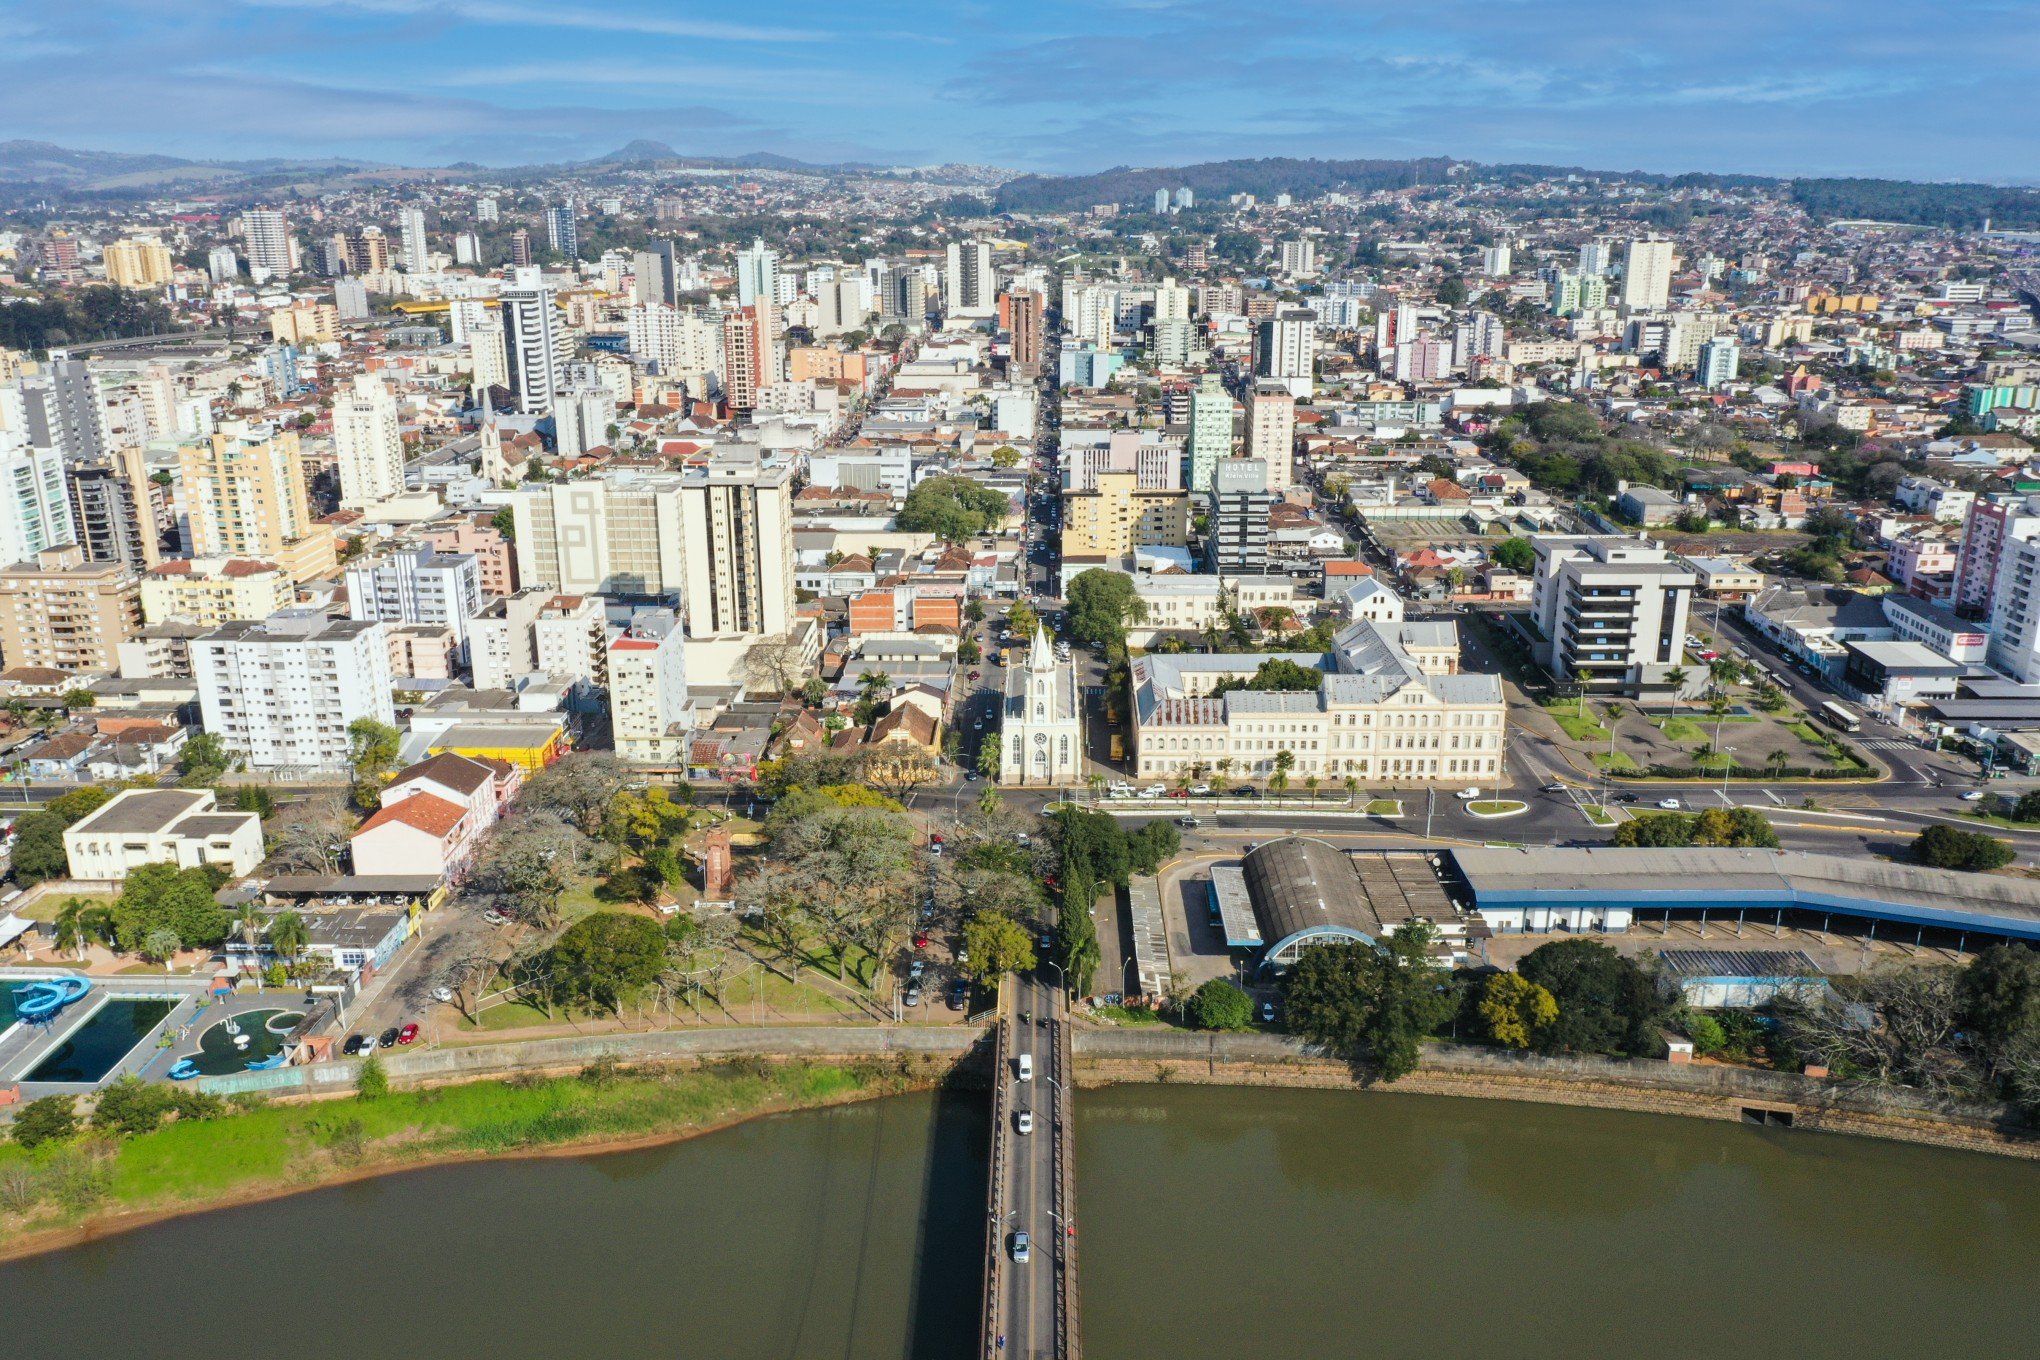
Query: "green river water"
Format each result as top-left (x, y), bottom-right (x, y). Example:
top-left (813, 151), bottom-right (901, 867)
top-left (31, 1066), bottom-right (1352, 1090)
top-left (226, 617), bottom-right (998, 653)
top-left (0, 1085), bottom-right (2034, 1358)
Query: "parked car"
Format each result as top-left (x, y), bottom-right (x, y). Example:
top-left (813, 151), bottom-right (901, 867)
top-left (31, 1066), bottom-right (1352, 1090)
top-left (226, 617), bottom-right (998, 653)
top-left (948, 978), bottom-right (970, 1008)
top-left (342, 1033), bottom-right (369, 1056)
top-left (431, 985), bottom-right (454, 1003)
top-left (913, 932), bottom-right (930, 949)
top-left (1657, 798), bottom-right (1682, 810)
top-left (398, 1023), bottom-right (419, 1045)
top-left (1455, 788), bottom-right (1481, 800)
top-left (1176, 816), bottom-right (1200, 828)
top-left (379, 1026), bottom-right (401, 1049)
top-left (968, 670), bottom-right (981, 680)
top-left (929, 842), bottom-right (943, 856)
top-left (903, 984), bottom-right (922, 1007)
top-left (1259, 1001), bottom-right (1277, 1024)
top-left (909, 959), bottom-right (926, 981)
top-left (482, 909), bottom-right (508, 926)
top-left (1138, 784), bottom-right (1166, 798)
top-left (355, 1033), bottom-right (378, 1054)
top-left (1962, 790), bottom-right (1987, 802)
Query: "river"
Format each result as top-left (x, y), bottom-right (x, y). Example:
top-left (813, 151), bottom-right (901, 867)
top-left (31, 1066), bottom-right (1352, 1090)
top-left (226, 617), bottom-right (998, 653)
top-left (0, 1086), bottom-right (2034, 1358)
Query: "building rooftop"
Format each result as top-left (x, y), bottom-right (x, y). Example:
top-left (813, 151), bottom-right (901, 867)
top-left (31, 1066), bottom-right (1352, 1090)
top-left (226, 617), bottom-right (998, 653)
top-left (68, 788), bottom-right (211, 836)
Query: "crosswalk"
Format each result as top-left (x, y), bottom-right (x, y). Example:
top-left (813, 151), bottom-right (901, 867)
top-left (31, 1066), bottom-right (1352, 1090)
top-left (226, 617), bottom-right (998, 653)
top-left (1856, 738), bottom-right (1920, 752)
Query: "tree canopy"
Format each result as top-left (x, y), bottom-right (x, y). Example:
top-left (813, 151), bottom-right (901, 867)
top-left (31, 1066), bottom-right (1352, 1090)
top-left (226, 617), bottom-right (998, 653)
top-left (1280, 925), bottom-right (1454, 1079)
top-left (1186, 978), bottom-right (1253, 1030)
top-left (1211, 657), bottom-right (1324, 697)
top-left (1066, 569), bottom-right (1149, 651)
top-left (1913, 824), bottom-right (2016, 873)
top-left (1515, 939), bottom-right (1670, 1057)
top-left (896, 476), bottom-right (1012, 540)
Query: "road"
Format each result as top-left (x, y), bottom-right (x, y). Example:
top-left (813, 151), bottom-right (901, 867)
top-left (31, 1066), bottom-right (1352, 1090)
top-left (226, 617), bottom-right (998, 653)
top-left (991, 968), bottom-right (1070, 1360)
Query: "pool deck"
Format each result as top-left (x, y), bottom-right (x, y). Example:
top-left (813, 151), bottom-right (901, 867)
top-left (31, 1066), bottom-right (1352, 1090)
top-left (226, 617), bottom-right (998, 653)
top-left (0, 977), bottom-right (304, 1096)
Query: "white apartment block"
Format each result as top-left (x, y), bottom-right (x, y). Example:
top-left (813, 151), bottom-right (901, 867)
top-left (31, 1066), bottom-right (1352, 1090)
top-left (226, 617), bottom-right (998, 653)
top-left (468, 588), bottom-right (552, 690)
top-left (192, 613), bottom-right (395, 771)
top-left (1129, 620), bottom-right (1506, 784)
top-left (511, 472), bottom-right (688, 598)
top-left (345, 548), bottom-right (484, 660)
top-left (679, 449), bottom-right (796, 637)
top-left (1530, 535), bottom-right (1696, 694)
top-left (608, 611), bottom-right (692, 763)
top-left (1620, 237), bottom-right (1675, 311)
top-left (500, 267), bottom-right (575, 415)
top-left (534, 593), bottom-right (608, 684)
top-left (0, 448), bottom-right (76, 566)
top-left (1247, 382), bottom-right (1296, 489)
top-left (333, 373), bottom-right (406, 510)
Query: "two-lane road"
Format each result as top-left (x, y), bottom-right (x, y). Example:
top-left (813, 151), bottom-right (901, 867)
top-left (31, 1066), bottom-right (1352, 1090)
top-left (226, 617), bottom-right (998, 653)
top-left (994, 971), bottom-right (1065, 1358)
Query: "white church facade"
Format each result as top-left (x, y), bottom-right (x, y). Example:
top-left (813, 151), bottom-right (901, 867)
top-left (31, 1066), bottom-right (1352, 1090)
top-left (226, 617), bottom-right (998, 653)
top-left (999, 626), bottom-right (1083, 787)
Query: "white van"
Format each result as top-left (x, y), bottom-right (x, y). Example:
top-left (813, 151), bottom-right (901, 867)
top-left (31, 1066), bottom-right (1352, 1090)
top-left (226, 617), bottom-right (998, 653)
top-left (1016, 1053), bottom-right (1034, 1082)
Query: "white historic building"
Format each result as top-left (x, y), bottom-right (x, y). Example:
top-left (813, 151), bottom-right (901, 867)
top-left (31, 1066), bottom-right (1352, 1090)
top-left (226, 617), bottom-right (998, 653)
top-left (999, 627), bottom-right (1083, 786)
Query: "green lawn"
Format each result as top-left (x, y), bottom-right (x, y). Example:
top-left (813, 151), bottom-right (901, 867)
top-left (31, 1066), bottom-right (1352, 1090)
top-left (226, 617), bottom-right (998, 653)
top-left (11, 892), bottom-right (116, 923)
top-left (0, 1061), bottom-right (901, 1248)
top-left (1785, 721), bottom-right (1828, 744)
top-left (1593, 751), bottom-right (1640, 770)
top-left (1467, 800), bottom-right (1527, 816)
top-left (1659, 717), bottom-right (1708, 743)
top-left (1540, 701), bottom-right (1610, 743)
top-left (1691, 750), bottom-right (1735, 770)
top-left (1364, 799), bottom-right (1404, 816)
top-left (1581, 805), bottom-right (1618, 826)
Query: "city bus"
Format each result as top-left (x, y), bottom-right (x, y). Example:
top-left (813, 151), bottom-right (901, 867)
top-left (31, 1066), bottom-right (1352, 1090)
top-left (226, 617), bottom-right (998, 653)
top-left (1816, 700), bottom-right (1863, 733)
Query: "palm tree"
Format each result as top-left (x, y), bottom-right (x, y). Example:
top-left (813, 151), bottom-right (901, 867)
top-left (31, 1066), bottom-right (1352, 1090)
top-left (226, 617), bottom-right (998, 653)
top-left (1086, 772), bottom-right (1106, 804)
top-left (1344, 775), bottom-right (1361, 807)
top-left (1765, 748), bottom-right (1792, 779)
top-left (977, 784), bottom-right (1004, 818)
top-left (1271, 749), bottom-right (1295, 796)
top-left (1708, 656), bottom-right (1743, 695)
top-left (1661, 666), bottom-right (1690, 717)
top-left (856, 670), bottom-right (892, 700)
top-left (1216, 757), bottom-right (1234, 788)
top-left (52, 897), bottom-right (98, 961)
top-left (235, 904), bottom-right (268, 989)
top-left (1304, 774), bottom-right (1321, 803)
top-left (267, 910), bottom-right (310, 973)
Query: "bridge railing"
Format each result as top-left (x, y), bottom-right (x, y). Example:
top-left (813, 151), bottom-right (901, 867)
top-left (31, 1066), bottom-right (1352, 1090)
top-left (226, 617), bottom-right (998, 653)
top-left (1051, 1007), bottom-right (1080, 1360)
top-left (980, 994), bottom-right (1010, 1360)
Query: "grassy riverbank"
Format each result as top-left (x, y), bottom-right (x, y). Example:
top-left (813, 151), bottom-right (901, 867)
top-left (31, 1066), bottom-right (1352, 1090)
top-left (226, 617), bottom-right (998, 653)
top-left (0, 1057), bottom-right (927, 1260)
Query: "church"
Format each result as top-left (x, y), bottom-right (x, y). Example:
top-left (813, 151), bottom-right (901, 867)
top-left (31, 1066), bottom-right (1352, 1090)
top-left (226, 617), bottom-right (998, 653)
top-left (999, 626), bottom-right (1082, 786)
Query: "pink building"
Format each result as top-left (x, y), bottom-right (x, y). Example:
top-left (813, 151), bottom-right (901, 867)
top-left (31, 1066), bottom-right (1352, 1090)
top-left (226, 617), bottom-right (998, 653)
top-left (1888, 537), bottom-right (1957, 601)
top-left (418, 514), bottom-right (518, 597)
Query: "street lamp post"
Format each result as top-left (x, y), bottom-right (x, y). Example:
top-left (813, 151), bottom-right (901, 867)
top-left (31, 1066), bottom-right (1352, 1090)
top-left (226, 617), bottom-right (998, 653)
top-left (1720, 747), bottom-right (1736, 805)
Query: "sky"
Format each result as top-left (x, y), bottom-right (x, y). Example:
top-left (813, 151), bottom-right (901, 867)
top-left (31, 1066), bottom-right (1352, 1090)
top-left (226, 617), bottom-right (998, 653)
top-left (3, 0), bottom-right (2037, 181)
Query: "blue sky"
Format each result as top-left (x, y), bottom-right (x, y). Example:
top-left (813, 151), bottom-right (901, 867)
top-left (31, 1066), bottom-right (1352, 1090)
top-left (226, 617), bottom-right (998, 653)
top-left (3, 0), bottom-right (2036, 179)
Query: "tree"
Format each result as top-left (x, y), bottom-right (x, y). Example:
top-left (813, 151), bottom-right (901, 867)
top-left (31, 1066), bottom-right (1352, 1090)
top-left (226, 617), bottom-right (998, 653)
top-left (1007, 600), bottom-right (1038, 639)
top-left (1517, 939), bottom-right (1669, 1057)
top-left (1660, 667), bottom-right (1690, 715)
top-left (977, 784), bottom-right (1004, 818)
top-left (1126, 820), bottom-right (1180, 875)
top-left (110, 862), bottom-right (231, 953)
top-left (474, 812), bottom-right (592, 927)
top-left (490, 504), bottom-right (517, 541)
top-left (1186, 978), bottom-right (1253, 1030)
top-left (92, 1075), bottom-right (172, 1137)
top-left (267, 909), bottom-right (310, 966)
top-left (991, 445), bottom-right (1021, 467)
top-left (1913, 824), bottom-right (2016, 873)
top-left (548, 912), bottom-right (670, 1017)
top-left (357, 1054), bottom-right (390, 1099)
top-left (896, 476), bottom-right (1012, 540)
top-left (1477, 973), bottom-right (1558, 1049)
top-left (977, 734), bottom-right (1002, 779)
top-left (520, 754), bottom-right (633, 837)
top-left (1270, 749), bottom-right (1294, 795)
top-left (1065, 569), bottom-right (1148, 651)
top-left (7, 811), bottom-right (71, 884)
top-left (1958, 944), bottom-right (2040, 1085)
top-left (742, 635), bottom-right (814, 696)
top-left (60, 687), bottom-right (96, 711)
top-left (1778, 964), bottom-right (1965, 1093)
top-left (1436, 275), bottom-right (1468, 307)
top-left (10, 1094), bottom-right (78, 1149)
top-left (1490, 536), bottom-right (1536, 574)
top-left (860, 746), bottom-right (941, 802)
top-left (1209, 657), bottom-right (1323, 696)
top-left (961, 910), bottom-right (1036, 982)
top-left (1281, 925), bottom-right (1453, 1079)
top-left (267, 790), bottom-right (355, 875)
top-left (53, 896), bottom-right (110, 959)
top-left (347, 717), bottom-right (402, 807)
top-left (140, 927), bottom-right (183, 969)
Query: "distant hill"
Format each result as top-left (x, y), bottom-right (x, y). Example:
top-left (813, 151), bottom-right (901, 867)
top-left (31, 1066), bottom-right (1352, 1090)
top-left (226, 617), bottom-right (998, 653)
top-left (993, 157), bottom-right (1458, 212)
top-left (0, 140), bottom-right (194, 184)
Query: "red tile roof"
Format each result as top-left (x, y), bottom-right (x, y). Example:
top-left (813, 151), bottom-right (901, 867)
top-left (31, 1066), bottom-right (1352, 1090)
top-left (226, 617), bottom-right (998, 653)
top-left (355, 791), bottom-right (468, 840)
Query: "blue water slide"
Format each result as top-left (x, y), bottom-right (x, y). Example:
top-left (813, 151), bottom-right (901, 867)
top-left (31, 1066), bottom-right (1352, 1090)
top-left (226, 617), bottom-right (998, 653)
top-left (13, 975), bottom-right (92, 1023)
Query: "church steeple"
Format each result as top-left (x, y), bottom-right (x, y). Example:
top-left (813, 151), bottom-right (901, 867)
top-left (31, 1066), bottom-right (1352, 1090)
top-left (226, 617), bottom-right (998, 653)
top-left (1028, 623), bottom-right (1055, 671)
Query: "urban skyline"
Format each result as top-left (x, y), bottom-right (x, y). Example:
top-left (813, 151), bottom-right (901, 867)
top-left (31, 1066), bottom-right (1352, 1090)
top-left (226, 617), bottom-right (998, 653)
top-left (3, 1), bottom-right (2038, 179)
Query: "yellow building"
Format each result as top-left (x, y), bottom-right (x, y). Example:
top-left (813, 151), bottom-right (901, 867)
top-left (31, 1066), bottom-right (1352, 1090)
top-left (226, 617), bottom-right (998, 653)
top-left (104, 237), bottom-right (175, 289)
top-left (1061, 472), bottom-right (1190, 557)
top-left (177, 423), bottom-right (337, 583)
top-left (428, 721), bottom-right (568, 772)
top-left (0, 547), bottom-right (142, 674)
top-left (140, 557), bottom-right (294, 626)
top-left (269, 302), bottom-right (340, 345)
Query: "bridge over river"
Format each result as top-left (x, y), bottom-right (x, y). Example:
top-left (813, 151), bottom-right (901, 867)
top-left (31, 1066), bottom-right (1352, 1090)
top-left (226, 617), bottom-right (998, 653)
top-left (981, 969), bottom-right (1078, 1360)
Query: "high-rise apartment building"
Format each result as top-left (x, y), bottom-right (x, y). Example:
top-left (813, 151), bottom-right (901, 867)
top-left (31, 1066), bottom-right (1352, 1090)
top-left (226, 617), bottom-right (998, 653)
top-left (678, 449), bottom-right (796, 637)
top-left (633, 240), bottom-right (678, 306)
top-left (0, 449), bottom-right (77, 566)
top-left (1255, 308), bottom-right (1316, 398)
top-left (242, 207), bottom-right (292, 279)
top-left (1247, 383), bottom-right (1296, 490)
top-left (104, 237), bottom-right (174, 289)
top-left (511, 472), bottom-right (689, 597)
top-left (399, 207), bottom-right (428, 270)
top-left (332, 373), bottom-right (406, 509)
top-left (509, 228), bottom-right (533, 268)
top-left (1954, 495), bottom-right (2040, 618)
top-left (476, 196), bottom-right (499, 224)
top-left (1009, 288), bottom-right (1044, 375)
top-left (736, 238), bottom-right (779, 309)
top-left (720, 305), bottom-right (775, 412)
top-left (0, 546), bottom-right (141, 673)
top-left (1278, 239), bottom-right (1317, 277)
top-left (454, 232), bottom-right (480, 266)
top-left (1208, 458), bottom-right (1276, 573)
top-left (177, 423), bottom-right (335, 583)
top-left (67, 451), bottom-right (160, 573)
top-left (943, 239), bottom-right (994, 315)
top-left (1061, 472), bottom-right (1191, 560)
top-left (334, 276), bottom-right (370, 320)
top-left (140, 557), bottom-right (293, 627)
top-left (500, 267), bottom-right (574, 414)
top-left (191, 612), bottom-right (395, 771)
top-left (1620, 237), bottom-right (1676, 311)
top-left (545, 201), bottom-right (578, 259)
top-left (1697, 337), bottom-right (1741, 389)
top-left (609, 609), bottom-right (692, 763)
top-left (21, 357), bottom-right (107, 461)
top-left (1186, 374), bottom-right (1234, 495)
top-left (345, 548), bottom-right (485, 662)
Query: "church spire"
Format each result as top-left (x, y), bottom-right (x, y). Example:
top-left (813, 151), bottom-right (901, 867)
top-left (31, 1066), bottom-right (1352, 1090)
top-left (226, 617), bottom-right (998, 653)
top-left (1028, 622), bottom-right (1055, 671)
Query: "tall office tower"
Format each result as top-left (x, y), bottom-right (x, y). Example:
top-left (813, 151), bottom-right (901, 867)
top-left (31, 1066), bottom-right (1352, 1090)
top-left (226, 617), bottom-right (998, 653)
top-left (1186, 374), bottom-right (1234, 495)
top-left (736, 238), bottom-right (779, 308)
top-left (333, 276), bottom-right (370, 320)
top-left (633, 240), bottom-right (678, 306)
top-left (333, 374), bottom-right (406, 509)
top-left (207, 246), bottom-right (240, 285)
top-left (1247, 383), bottom-right (1296, 490)
top-left (1278, 239), bottom-right (1317, 277)
top-left (1621, 236), bottom-right (1676, 311)
top-left (476, 196), bottom-right (499, 223)
top-left (453, 232), bottom-right (480, 265)
top-left (0, 547), bottom-right (142, 674)
top-left (500, 267), bottom-right (574, 415)
top-left (1254, 307), bottom-right (1317, 399)
top-left (509, 228), bottom-right (533, 268)
top-left (242, 207), bottom-right (292, 279)
top-left (678, 449), bottom-right (796, 637)
top-left (191, 613), bottom-right (395, 771)
top-left (1578, 240), bottom-right (1610, 277)
top-left (399, 207), bottom-right (429, 271)
top-left (1208, 458), bottom-right (1275, 572)
top-left (345, 547), bottom-right (485, 662)
top-left (66, 451), bottom-right (159, 572)
top-left (104, 238), bottom-right (174, 289)
top-left (943, 238), bottom-right (994, 315)
top-left (1009, 289), bottom-right (1044, 374)
top-left (22, 357), bottom-right (107, 461)
top-left (0, 449), bottom-right (77, 565)
top-left (545, 201), bottom-right (578, 259)
top-left (1696, 337), bottom-right (1741, 389)
top-left (177, 423), bottom-right (335, 582)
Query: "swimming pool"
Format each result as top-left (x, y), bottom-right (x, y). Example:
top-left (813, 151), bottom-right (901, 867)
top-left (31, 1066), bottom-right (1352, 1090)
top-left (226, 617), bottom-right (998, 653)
top-left (184, 1008), bottom-right (305, 1075)
top-left (24, 996), bottom-right (176, 1084)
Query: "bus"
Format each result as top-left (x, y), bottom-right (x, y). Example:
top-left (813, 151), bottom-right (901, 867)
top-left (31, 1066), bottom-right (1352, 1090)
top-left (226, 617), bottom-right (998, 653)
top-left (1816, 701), bottom-right (1862, 733)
